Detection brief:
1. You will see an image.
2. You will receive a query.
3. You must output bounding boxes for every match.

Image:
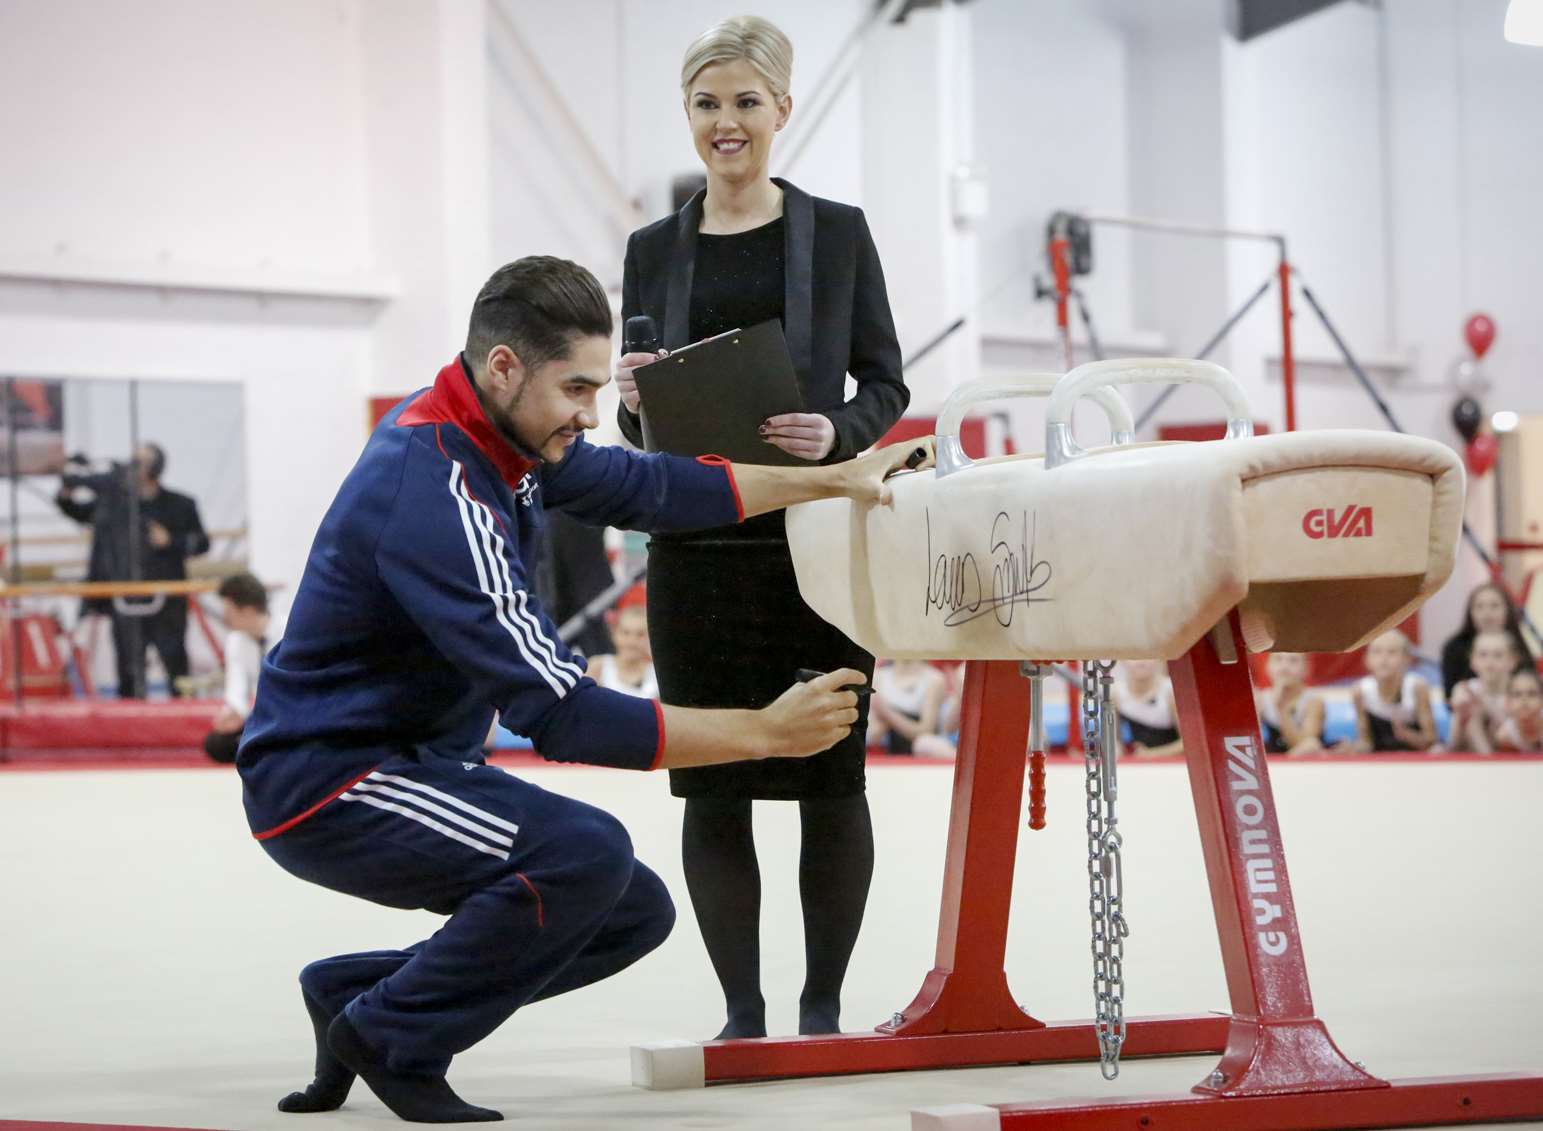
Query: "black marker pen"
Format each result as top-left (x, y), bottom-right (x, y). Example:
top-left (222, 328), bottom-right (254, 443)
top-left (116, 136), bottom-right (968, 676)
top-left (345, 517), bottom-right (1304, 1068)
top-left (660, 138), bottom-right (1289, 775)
top-left (796, 668), bottom-right (873, 698)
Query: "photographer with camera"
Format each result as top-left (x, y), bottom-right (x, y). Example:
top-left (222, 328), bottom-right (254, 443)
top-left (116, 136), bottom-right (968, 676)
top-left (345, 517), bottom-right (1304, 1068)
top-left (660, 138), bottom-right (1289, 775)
top-left (56, 442), bottom-right (210, 698)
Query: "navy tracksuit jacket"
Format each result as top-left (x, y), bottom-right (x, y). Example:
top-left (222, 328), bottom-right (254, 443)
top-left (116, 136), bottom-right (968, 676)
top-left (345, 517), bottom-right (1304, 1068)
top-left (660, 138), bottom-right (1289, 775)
top-left (237, 355), bottom-right (743, 1074)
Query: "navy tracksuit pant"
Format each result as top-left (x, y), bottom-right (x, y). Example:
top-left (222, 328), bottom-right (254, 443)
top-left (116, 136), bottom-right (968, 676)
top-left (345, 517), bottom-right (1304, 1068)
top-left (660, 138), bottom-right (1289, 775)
top-left (257, 752), bottom-right (675, 1076)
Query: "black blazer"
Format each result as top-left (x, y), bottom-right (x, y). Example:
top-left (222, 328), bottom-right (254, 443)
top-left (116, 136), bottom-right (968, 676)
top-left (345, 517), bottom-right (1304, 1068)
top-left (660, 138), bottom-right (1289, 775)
top-left (618, 178), bottom-right (908, 463)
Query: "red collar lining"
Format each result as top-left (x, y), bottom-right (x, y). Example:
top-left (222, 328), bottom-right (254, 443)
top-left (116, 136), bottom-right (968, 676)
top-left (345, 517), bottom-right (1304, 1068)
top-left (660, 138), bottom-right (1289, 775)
top-left (397, 356), bottom-right (537, 487)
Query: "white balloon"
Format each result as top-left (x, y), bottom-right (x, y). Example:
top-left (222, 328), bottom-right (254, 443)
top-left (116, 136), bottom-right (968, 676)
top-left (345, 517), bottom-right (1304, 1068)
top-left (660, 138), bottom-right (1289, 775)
top-left (1449, 356), bottom-right (1491, 396)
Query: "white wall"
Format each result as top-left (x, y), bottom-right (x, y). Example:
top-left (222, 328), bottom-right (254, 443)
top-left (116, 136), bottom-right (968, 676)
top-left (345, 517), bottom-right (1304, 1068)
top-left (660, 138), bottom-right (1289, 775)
top-left (0, 1), bottom-right (503, 629)
top-left (0, 0), bottom-right (372, 279)
top-left (971, 0), bottom-right (1136, 344)
top-left (0, 1), bottom-right (392, 627)
top-left (1121, 0), bottom-right (1233, 426)
top-left (488, 0), bottom-right (868, 292)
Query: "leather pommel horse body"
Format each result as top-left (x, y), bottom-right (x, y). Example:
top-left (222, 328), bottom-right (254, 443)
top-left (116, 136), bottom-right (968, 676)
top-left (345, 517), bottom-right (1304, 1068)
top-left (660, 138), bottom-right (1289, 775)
top-left (632, 360), bottom-right (1543, 1130)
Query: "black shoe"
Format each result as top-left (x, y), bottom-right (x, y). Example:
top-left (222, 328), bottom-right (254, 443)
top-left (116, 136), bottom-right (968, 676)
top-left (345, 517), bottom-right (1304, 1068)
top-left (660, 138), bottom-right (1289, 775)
top-left (277, 989), bottom-right (356, 1113)
top-left (325, 1013), bottom-right (502, 1123)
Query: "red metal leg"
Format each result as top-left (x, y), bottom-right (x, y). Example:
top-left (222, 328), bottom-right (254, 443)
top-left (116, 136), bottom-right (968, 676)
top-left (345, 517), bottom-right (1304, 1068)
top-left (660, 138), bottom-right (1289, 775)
top-left (693, 660), bottom-right (1227, 1085)
top-left (977, 613), bottom-right (1543, 1128)
top-left (884, 659), bottom-right (1041, 1036)
top-left (1280, 256), bottom-right (1297, 433)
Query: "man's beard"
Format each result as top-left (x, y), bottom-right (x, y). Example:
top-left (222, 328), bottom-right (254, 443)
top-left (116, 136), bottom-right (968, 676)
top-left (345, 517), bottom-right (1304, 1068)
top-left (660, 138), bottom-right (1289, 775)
top-left (480, 383), bottom-right (549, 461)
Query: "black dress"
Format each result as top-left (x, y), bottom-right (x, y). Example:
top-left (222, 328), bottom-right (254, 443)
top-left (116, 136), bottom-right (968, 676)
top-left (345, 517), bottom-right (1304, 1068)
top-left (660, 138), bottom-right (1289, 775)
top-left (652, 218), bottom-right (874, 800)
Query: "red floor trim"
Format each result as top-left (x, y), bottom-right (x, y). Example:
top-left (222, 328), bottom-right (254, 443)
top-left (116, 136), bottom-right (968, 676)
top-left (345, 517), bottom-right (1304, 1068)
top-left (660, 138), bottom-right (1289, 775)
top-left (0, 1123), bottom-right (230, 1131)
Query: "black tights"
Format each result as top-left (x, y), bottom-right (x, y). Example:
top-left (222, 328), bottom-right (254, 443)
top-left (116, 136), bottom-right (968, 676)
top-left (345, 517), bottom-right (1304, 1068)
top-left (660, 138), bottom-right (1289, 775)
top-left (681, 794), bottom-right (874, 1039)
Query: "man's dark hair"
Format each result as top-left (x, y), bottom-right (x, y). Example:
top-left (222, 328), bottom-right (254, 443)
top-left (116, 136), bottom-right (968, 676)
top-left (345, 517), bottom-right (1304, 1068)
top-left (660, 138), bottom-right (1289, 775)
top-left (218, 571), bottom-right (268, 614)
top-left (142, 442), bottom-right (166, 481)
top-left (465, 257), bottom-right (613, 373)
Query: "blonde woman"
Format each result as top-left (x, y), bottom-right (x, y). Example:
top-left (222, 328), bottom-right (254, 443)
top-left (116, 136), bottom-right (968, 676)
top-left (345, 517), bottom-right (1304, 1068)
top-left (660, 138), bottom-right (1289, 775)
top-left (614, 16), bottom-right (908, 1038)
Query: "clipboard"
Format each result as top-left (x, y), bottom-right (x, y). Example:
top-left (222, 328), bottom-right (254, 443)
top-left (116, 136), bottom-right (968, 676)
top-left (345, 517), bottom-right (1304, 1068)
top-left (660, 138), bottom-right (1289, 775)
top-left (633, 319), bottom-right (808, 467)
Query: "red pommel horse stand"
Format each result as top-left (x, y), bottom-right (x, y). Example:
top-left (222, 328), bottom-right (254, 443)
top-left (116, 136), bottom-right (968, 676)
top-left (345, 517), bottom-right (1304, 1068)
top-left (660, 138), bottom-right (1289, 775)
top-left (916, 612), bottom-right (1543, 1130)
top-left (632, 655), bottom-right (1228, 1089)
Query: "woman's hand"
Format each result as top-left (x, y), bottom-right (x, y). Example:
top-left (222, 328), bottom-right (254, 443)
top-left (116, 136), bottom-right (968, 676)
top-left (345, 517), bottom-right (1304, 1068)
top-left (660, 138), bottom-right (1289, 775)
top-left (616, 350), bottom-right (665, 414)
top-left (760, 413), bottom-right (836, 461)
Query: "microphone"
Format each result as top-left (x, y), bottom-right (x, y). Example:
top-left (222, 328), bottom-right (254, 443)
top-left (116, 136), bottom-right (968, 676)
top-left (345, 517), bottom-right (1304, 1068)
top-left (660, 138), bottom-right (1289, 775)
top-left (623, 315), bottom-right (660, 357)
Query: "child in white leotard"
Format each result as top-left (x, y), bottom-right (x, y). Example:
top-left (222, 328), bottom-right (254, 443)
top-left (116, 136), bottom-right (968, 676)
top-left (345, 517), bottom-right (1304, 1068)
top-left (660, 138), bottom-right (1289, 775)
top-left (1345, 630), bottom-right (1437, 753)
top-left (1448, 630), bottom-right (1515, 753)
top-left (584, 605), bottom-right (659, 699)
top-left (1113, 659), bottom-right (1182, 758)
top-left (1255, 652), bottom-right (1325, 755)
top-left (870, 658), bottom-right (953, 757)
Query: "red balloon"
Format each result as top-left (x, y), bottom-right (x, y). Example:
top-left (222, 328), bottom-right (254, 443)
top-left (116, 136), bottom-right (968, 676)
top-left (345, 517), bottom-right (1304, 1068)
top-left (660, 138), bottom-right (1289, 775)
top-left (1466, 431), bottom-right (1499, 478)
top-left (1465, 313), bottom-right (1496, 359)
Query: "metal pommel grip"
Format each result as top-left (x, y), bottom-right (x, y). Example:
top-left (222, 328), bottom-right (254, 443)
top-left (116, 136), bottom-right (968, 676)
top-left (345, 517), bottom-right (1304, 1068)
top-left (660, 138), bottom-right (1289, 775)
top-left (1021, 661), bottom-right (1048, 831)
top-left (1027, 751), bottom-right (1047, 831)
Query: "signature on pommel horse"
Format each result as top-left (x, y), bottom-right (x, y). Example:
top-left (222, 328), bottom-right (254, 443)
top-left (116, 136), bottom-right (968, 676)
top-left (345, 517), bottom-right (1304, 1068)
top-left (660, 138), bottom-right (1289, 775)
top-left (632, 360), bottom-right (1543, 1131)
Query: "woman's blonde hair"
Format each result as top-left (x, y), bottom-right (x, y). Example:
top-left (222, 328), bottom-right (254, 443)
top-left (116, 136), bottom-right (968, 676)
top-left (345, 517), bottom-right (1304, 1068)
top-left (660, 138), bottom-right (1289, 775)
top-left (680, 15), bottom-right (793, 101)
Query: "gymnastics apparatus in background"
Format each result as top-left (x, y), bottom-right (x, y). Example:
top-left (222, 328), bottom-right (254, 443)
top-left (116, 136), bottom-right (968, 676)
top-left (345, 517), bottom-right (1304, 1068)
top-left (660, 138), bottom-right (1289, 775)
top-left (1040, 209), bottom-right (1539, 652)
top-left (634, 358), bottom-right (1543, 1130)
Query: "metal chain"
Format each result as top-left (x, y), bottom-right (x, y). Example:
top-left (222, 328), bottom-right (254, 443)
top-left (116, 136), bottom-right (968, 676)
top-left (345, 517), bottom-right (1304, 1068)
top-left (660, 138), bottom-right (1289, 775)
top-left (1082, 660), bottom-right (1129, 1080)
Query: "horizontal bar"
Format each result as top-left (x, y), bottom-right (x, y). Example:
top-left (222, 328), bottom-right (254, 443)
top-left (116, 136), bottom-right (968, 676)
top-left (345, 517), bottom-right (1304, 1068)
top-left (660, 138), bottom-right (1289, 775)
top-left (0, 579), bottom-right (219, 600)
top-left (1075, 212), bottom-right (1285, 247)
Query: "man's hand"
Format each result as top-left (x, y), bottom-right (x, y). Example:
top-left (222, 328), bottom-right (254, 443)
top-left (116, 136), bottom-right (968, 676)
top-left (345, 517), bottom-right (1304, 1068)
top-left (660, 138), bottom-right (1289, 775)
top-left (616, 350), bottom-right (666, 415)
top-left (837, 438), bottom-right (937, 507)
top-left (761, 413), bottom-right (836, 461)
top-left (146, 520), bottom-right (171, 550)
top-left (756, 667), bottom-right (864, 758)
top-left (724, 435), bottom-right (935, 523)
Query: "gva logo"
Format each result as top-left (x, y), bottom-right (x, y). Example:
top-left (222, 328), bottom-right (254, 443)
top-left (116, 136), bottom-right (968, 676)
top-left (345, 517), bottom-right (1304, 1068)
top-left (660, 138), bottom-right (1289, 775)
top-left (1302, 505), bottom-right (1373, 540)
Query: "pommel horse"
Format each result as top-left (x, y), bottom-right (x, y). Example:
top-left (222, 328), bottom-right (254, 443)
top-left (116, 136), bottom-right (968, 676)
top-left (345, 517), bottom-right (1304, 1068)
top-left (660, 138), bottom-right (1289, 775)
top-left (634, 359), bottom-right (1543, 1130)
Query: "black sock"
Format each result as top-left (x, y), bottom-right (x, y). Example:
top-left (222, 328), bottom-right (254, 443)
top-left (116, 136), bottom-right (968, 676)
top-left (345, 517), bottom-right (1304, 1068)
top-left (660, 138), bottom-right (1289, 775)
top-left (682, 796), bottom-right (765, 1039)
top-left (797, 795), bottom-right (874, 1035)
top-left (277, 989), bottom-right (356, 1113)
top-left (326, 1013), bottom-right (502, 1123)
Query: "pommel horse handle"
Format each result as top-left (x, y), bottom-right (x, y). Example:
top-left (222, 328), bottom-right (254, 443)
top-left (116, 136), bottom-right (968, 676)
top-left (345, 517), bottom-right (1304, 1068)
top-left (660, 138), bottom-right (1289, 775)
top-left (934, 372), bottom-right (1134, 479)
top-left (1021, 661), bottom-right (1050, 830)
top-left (1044, 357), bottom-right (1252, 470)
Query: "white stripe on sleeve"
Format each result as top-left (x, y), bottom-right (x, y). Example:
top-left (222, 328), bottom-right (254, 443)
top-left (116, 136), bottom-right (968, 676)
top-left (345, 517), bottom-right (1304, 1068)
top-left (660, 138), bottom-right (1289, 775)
top-left (445, 461), bottom-right (570, 697)
top-left (461, 478), bottom-right (584, 686)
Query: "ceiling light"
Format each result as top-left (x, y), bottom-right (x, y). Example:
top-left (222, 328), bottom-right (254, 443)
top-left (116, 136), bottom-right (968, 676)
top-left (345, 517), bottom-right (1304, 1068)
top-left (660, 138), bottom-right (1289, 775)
top-left (1505, 0), bottom-right (1543, 45)
top-left (1492, 410), bottom-right (1520, 433)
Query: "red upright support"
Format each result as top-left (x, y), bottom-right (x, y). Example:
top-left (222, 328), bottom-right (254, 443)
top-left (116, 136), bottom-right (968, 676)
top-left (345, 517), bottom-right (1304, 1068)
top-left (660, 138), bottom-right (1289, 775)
top-left (1279, 257), bottom-right (1297, 433)
top-left (694, 660), bottom-right (1227, 1085)
top-left (980, 613), bottom-right (1543, 1129)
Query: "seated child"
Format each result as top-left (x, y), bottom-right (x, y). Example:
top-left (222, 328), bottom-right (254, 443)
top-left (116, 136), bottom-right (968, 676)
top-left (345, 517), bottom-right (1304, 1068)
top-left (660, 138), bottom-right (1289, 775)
top-left (583, 604), bottom-right (658, 699)
top-left (1113, 659), bottom-right (1182, 757)
top-left (1493, 668), bottom-right (1543, 753)
top-left (1448, 630), bottom-right (1516, 753)
top-left (1255, 651), bottom-right (1325, 754)
top-left (1345, 630), bottom-right (1437, 752)
top-left (203, 572), bottom-right (269, 764)
top-left (870, 658), bottom-right (954, 757)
